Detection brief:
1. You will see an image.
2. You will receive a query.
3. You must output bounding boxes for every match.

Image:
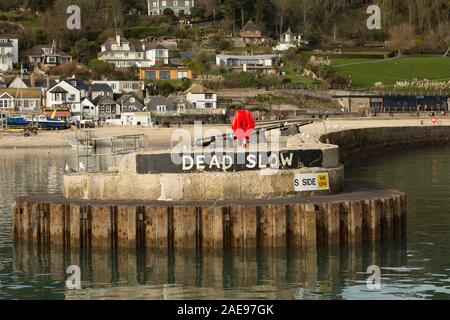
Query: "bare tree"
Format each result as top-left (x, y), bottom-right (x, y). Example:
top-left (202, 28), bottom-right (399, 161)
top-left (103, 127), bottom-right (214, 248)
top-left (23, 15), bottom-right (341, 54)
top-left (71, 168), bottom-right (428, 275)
top-left (386, 23), bottom-right (416, 56)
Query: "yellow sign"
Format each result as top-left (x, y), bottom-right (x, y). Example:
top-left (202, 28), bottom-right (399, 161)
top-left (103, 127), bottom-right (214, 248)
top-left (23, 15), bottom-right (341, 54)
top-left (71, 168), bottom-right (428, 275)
top-left (294, 173), bottom-right (330, 192)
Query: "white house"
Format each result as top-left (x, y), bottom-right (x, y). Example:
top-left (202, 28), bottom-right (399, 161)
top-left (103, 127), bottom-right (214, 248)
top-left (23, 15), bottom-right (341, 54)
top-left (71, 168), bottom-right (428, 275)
top-left (81, 97), bottom-right (96, 119)
top-left (99, 35), bottom-right (169, 68)
top-left (46, 80), bottom-right (82, 117)
top-left (92, 80), bottom-right (143, 94)
top-left (273, 28), bottom-right (309, 52)
top-left (185, 84), bottom-right (217, 109)
top-left (216, 54), bottom-right (280, 75)
top-left (144, 43), bottom-right (169, 66)
top-left (148, 0), bottom-right (195, 16)
top-left (0, 36), bottom-right (18, 72)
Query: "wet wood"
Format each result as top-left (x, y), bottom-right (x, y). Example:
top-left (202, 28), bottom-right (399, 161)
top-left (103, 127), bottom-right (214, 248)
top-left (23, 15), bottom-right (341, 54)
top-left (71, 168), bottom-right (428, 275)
top-left (13, 194), bottom-right (406, 250)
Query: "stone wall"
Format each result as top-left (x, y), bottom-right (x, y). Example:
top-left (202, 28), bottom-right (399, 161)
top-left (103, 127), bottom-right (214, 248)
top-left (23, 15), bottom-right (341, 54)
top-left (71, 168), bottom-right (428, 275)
top-left (321, 126), bottom-right (450, 164)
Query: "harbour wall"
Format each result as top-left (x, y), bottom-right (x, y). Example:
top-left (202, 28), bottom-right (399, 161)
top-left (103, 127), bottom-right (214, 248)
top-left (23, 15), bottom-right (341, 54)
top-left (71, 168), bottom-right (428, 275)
top-left (321, 125), bottom-right (450, 164)
top-left (13, 185), bottom-right (406, 250)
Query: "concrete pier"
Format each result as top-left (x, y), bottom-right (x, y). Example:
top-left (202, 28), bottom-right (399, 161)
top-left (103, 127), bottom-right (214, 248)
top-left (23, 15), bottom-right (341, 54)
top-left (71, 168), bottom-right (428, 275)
top-left (13, 183), bottom-right (406, 250)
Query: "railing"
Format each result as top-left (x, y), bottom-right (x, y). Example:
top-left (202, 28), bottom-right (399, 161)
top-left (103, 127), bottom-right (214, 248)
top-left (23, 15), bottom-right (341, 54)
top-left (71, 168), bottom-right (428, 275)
top-left (75, 129), bottom-right (145, 172)
top-left (150, 109), bottom-right (226, 116)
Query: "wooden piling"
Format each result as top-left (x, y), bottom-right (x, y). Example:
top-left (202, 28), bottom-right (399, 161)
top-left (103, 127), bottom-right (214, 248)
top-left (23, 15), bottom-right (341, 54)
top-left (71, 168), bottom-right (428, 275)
top-left (13, 192), bottom-right (407, 250)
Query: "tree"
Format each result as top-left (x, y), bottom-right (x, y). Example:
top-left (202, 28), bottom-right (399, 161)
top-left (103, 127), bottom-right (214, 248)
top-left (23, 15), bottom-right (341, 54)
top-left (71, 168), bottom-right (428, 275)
top-left (70, 39), bottom-right (98, 64)
top-left (386, 24), bottom-right (416, 56)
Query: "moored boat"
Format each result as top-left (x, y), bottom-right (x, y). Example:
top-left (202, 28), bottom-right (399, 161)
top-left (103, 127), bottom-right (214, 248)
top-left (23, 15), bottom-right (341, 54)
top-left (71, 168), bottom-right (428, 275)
top-left (29, 115), bottom-right (70, 130)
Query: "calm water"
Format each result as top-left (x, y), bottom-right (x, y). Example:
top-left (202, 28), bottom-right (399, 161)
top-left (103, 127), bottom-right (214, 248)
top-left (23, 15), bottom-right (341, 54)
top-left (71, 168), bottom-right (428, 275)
top-left (1, 146), bottom-right (450, 300)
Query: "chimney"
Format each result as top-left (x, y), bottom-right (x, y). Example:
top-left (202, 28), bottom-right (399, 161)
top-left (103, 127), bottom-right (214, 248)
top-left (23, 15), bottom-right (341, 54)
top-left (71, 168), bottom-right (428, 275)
top-left (30, 73), bottom-right (35, 87)
top-left (116, 35), bottom-right (121, 46)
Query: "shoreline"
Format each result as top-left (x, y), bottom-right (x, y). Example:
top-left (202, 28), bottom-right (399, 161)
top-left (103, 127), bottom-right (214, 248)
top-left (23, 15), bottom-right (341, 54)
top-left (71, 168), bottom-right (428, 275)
top-left (2, 118), bottom-right (450, 150)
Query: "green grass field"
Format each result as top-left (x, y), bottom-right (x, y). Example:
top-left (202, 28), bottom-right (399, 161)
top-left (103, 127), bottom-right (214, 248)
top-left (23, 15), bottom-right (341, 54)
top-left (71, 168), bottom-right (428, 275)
top-left (333, 55), bottom-right (450, 88)
top-left (281, 66), bottom-right (315, 85)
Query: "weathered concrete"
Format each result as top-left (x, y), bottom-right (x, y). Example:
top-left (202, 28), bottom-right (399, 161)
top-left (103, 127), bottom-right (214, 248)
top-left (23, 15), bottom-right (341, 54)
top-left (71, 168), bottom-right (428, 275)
top-left (64, 166), bottom-right (344, 201)
top-left (64, 143), bottom-right (343, 201)
top-left (13, 182), bottom-right (406, 250)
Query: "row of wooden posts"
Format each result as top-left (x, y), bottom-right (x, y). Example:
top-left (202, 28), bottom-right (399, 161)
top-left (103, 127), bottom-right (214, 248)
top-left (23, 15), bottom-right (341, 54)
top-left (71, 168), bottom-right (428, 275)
top-left (13, 194), bottom-right (406, 250)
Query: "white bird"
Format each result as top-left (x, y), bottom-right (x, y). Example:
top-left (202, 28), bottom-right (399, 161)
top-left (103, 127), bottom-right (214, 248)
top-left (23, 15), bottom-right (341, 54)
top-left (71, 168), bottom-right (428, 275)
top-left (79, 162), bottom-right (86, 171)
top-left (64, 162), bottom-right (76, 173)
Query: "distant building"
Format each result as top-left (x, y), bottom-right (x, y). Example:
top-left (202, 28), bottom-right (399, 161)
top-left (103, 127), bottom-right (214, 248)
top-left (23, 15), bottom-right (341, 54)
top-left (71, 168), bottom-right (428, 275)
top-left (0, 88), bottom-right (41, 112)
top-left (216, 54), bottom-right (280, 76)
top-left (88, 83), bottom-right (113, 100)
top-left (334, 93), bottom-right (450, 113)
top-left (147, 0), bottom-right (195, 16)
top-left (273, 28), bottom-right (308, 52)
top-left (25, 41), bottom-right (72, 67)
top-left (46, 80), bottom-right (82, 116)
top-left (93, 95), bottom-right (121, 121)
top-left (0, 36), bottom-right (18, 72)
top-left (167, 93), bottom-right (193, 113)
top-left (145, 95), bottom-right (176, 115)
top-left (239, 21), bottom-right (262, 46)
top-left (81, 97), bottom-right (96, 119)
top-left (185, 84), bottom-right (217, 109)
top-left (139, 67), bottom-right (193, 81)
top-left (92, 80), bottom-right (142, 94)
top-left (117, 94), bottom-right (144, 112)
top-left (99, 35), bottom-right (169, 68)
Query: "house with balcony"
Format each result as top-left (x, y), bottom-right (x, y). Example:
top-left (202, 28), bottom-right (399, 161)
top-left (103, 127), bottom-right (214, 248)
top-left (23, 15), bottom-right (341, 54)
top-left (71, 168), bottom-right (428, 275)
top-left (147, 0), bottom-right (195, 16)
top-left (99, 35), bottom-right (169, 68)
top-left (92, 80), bottom-right (142, 94)
top-left (0, 36), bottom-right (18, 72)
top-left (25, 41), bottom-right (72, 67)
top-left (216, 54), bottom-right (280, 76)
top-left (46, 80), bottom-right (82, 118)
top-left (140, 67), bottom-right (193, 81)
top-left (185, 84), bottom-right (217, 109)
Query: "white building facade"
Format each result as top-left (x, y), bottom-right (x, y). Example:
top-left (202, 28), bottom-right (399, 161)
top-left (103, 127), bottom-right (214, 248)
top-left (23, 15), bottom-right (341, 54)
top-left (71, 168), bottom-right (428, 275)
top-left (148, 0), bottom-right (195, 16)
top-left (92, 81), bottom-right (142, 94)
top-left (46, 80), bottom-right (82, 115)
top-left (99, 35), bottom-right (169, 68)
top-left (0, 37), bottom-right (18, 72)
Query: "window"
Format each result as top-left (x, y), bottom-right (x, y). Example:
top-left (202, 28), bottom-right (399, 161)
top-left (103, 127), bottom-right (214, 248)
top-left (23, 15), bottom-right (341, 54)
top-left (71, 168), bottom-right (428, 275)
top-left (177, 71), bottom-right (188, 79)
top-left (145, 71), bottom-right (156, 80)
top-left (153, 1), bottom-right (157, 7)
top-left (174, 1), bottom-right (178, 6)
top-left (159, 71), bottom-right (170, 79)
top-left (157, 105), bottom-right (166, 113)
top-left (162, 1), bottom-right (166, 6)
top-left (130, 97), bottom-right (135, 103)
top-left (205, 103), bottom-right (213, 108)
top-left (70, 94), bottom-right (76, 101)
top-left (185, 0), bottom-right (190, 6)
top-left (29, 100), bottom-right (36, 109)
top-left (205, 93), bottom-right (213, 100)
top-left (106, 106), bottom-right (112, 113)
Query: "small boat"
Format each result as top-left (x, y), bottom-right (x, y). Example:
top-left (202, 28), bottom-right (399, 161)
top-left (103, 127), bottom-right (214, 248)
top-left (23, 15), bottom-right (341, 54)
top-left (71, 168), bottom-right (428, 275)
top-left (29, 115), bottom-right (70, 130)
top-left (0, 114), bottom-right (29, 127)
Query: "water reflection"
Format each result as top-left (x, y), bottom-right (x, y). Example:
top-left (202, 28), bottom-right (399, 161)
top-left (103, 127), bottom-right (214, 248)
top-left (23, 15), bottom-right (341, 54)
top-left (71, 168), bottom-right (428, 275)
top-left (9, 240), bottom-right (409, 300)
top-left (2, 146), bottom-right (450, 299)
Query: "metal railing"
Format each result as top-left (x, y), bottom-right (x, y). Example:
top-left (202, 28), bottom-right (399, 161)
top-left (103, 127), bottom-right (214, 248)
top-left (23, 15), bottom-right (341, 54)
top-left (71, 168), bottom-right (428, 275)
top-left (75, 129), bottom-right (145, 172)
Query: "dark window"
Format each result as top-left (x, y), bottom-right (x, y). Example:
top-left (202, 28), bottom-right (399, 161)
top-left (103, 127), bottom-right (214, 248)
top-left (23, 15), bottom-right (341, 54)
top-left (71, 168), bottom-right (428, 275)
top-left (160, 71), bottom-right (170, 80)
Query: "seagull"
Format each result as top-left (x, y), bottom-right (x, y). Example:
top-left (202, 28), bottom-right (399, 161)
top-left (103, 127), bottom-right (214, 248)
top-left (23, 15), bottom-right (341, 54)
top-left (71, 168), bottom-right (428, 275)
top-left (64, 162), bottom-right (76, 173)
top-left (79, 162), bottom-right (86, 171)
